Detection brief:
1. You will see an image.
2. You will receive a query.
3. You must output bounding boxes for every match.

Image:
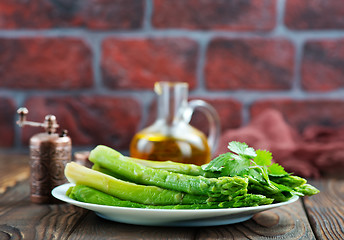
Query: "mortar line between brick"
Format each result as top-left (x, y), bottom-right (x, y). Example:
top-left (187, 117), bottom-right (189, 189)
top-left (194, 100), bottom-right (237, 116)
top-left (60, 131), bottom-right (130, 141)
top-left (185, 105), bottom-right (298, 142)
top-left (188, 89), bottom-right (344, 101)
top-left (3, 89), bottom-right (344, 100)
top-left (291, 39), bottom-right (305, 92)
top-left (83, 35), bottom-right (103, 91)
top-left (194, 38), bottom-right (209, 93)
top-left (0, 29), bottom-right (344, 39)
top-left (143, 0), bottom-right (153, 31)
top-left (276, 0), bottom-right (286, 30)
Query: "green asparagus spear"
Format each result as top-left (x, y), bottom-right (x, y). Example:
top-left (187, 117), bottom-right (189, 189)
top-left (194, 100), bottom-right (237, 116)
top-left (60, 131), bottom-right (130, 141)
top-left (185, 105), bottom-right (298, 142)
top-left (219, 194), bottom-right (274, 208)
top-left (248, 176), bottom-right (298, 202)
top-left (68, 184), bottom-right (273, 209)
top-left (65, 162), bottom-right (209, 205)
top-left (294, 184), bottom-right (320, 196)
top-left (270, 175), bottom-right (307, 188)
top-left (68, 185), bottom-right (145, 208)
top-left (68, 185), bottom-right (222, 209)
top-left (130, 157), bottom-right (217, 177)
top-left (88, 145), bottom-right (248, 198)
top-left (92, 163), bottom-right (131, 182)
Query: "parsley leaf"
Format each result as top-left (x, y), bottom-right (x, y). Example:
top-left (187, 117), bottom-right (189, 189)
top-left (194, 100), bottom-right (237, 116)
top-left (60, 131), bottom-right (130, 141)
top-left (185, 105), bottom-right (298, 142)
top-left (254, 150), bottom-right (272, 166)
top-left (228, 141), bottom-right (256, 159)
top-left (268, 163), bottom-right (288, 177)
top-left (201, 153), bottom-right (232, 174)
top-left (227, 157), bottom-right (250, 176)
top-left (251, 149), bottom-right (272, 184)
top-left (201, 152), bottom-right (250, 177)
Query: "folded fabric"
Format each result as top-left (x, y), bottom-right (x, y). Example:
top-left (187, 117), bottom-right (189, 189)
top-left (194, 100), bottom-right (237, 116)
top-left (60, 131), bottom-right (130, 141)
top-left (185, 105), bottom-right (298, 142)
top-left (216, 109), bottom-right (344, 179)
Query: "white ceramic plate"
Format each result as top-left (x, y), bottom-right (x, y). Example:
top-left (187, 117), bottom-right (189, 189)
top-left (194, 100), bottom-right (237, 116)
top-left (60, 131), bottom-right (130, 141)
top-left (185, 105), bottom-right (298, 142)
top-left (52, 183), bottom-right (299, 227)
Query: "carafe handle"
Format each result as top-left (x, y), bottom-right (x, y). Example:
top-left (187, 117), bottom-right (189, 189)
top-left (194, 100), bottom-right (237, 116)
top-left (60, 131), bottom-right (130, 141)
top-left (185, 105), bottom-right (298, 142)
top-left (183, 100), bottom-right (221, 155)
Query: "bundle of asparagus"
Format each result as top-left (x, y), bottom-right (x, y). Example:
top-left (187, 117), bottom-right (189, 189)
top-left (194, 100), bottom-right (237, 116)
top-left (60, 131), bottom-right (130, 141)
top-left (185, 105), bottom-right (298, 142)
top-left (64, 141), bottom-right (319, 209)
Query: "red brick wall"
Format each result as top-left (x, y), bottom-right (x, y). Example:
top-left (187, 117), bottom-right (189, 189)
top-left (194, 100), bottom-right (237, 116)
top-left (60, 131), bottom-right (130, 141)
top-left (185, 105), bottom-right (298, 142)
top-left (1, 0), bottom-right (344, 152)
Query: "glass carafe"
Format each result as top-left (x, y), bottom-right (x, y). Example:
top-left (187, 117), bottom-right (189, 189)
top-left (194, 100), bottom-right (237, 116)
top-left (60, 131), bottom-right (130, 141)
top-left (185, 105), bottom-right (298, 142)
top-left (130, 82), bottom-right (221, 165)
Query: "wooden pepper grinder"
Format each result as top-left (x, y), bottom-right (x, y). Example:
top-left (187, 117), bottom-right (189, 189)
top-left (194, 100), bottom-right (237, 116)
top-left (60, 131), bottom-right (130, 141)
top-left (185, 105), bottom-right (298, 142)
top-left (17, 107), bottom-right (72, 204)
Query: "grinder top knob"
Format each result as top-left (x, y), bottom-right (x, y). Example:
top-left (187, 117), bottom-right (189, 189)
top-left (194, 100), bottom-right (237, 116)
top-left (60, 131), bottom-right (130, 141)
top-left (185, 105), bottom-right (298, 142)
top-left (17, 107), bottom-right (60, 134)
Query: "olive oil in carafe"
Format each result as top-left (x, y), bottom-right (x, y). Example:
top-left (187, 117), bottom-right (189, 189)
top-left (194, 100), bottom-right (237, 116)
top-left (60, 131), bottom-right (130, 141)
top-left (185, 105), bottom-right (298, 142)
top-left (130, 132), bottom-right (211, 165)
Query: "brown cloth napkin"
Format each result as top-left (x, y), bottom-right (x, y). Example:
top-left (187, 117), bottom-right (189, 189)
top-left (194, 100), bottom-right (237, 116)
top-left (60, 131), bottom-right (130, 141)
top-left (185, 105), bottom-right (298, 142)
top-left (216, 109), bottom-right (344, 179)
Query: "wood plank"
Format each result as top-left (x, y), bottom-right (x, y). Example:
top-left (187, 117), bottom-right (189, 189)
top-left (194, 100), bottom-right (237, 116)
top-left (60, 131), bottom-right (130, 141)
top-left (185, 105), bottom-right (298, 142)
top-left (304, 179), bottom-right (344, 240)
top-left (0, 180), bottom-right (88, 239)
top-left (0, 154), bottom-right (30, 193)
top-left (67, 211), bottom-right (196, 240)
top-left (196, 200), bottom-right (316, 239)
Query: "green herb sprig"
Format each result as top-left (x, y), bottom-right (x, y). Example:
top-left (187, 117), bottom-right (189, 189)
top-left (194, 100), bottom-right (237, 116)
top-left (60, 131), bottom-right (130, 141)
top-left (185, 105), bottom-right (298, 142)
top-left (202, 141), bottom-right (289, 189)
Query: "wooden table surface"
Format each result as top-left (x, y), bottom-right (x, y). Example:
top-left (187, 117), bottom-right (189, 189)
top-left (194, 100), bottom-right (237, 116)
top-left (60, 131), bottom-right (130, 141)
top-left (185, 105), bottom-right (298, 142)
top-left (0, 154), bottom-right (343, 240)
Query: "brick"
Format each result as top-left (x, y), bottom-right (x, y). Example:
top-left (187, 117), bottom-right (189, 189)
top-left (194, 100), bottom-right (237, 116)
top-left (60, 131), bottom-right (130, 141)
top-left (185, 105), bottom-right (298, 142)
top-left (153, 0), bottom-right (276, 31)
top-left (0, 97), bottom-right (15, 148)
top-left (251, 99), bottom-right (344, 132)
top-left (301, 40), bottom-right (344, 91)
top-left (0, 0), bottom-right (144, 30)
top-left (205, 38), bottom-right (294, 90)
top-left (22, 96), bottom-right (141, 150)
top-left (0, 38), bottom-right (93, 90)
top-left (285, 0), bottom-right (344, 30)
top-left (101, 38), bottom-right (198, 89)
